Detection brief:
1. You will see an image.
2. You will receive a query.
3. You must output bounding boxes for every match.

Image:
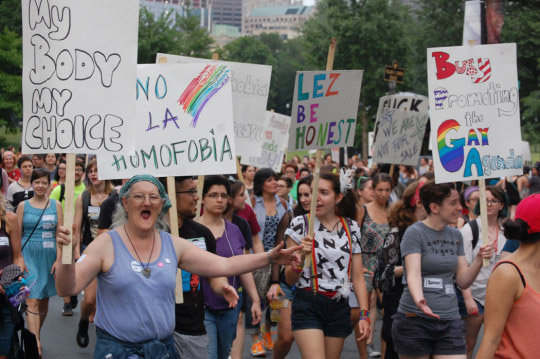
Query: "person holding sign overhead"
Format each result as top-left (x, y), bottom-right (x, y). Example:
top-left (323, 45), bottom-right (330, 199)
top-left (391, 182), bottom-right (493, 359)
top-left (284, 170), bottom-right (370, 359)
top-left (54, 175), bottom-right (301, 358)
top-left (17, 169), bottom-right (63, 358)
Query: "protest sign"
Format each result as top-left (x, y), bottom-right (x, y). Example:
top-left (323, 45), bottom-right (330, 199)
top-left (22, 0), bottom-right (138, 154)
top-left (427, 43), bottom-right (522, 183)
top-left (241, 111), bottom-right (291, 172)
top-left (372, 109), bottom-right (429, 166)
top-left (156, 53), bottom-right (271, 157)
top-left (288, 70), bottom-right (363, 151)
top-left (97, 63), bottom-right (236, 179)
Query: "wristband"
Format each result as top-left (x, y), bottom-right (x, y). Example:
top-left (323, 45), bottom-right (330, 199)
top-left (291, 266), bottom-right (303, 274)
top-left (270, 280), bottom-right (280, 285)
top-left (359, 309), bottom-right (370, 324)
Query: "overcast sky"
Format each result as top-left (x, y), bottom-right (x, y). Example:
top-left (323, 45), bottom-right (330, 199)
top-left (303, 0), bottom-right (315, 5)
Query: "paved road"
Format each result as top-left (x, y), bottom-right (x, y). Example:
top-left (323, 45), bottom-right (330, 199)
top-left (34, 295), bottom-right (481, 358)
top-left (34, 295), bottom-right (381, 358)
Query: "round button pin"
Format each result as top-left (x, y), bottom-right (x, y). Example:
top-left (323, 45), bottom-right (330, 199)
top-left (158, 262), bottom-right (164, 268)
top-left (165, 259), bottom-right (171, 264)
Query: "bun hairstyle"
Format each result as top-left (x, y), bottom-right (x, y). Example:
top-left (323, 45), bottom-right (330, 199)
top-left (388, 180), bottom-right (423, 231)
top-left (503, 219), bottom-right (537, 243)
top-left (319, 171), bottom-right (357, 219)
top-left (419, 181), bottom-right (456, 215)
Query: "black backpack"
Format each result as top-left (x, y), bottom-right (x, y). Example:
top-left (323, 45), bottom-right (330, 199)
top-left (470, 219), bottom-right (480, 250)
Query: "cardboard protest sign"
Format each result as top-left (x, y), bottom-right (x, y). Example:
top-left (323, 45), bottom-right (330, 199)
top-left (375, 94), bottom-right (429, 119)
top-left (288, 70), bottom-right (363, 151)
top-left (97, 63), bottom-right (236, 179)
top-left (156, 53), bottom-right (271, 157)
top-left (427, 43), bottom-right (523, 183)
top-left (372, 109), bottom-right (429, 166)
top-left (22, 0), bottom-right (138, 154)
top-left (241, 111), bottom-right (291, 172)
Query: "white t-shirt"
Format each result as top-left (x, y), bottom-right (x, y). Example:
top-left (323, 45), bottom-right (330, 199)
top-left (285, 215), bottom-right (361, 296)
top-left (460, 220), bottom-right (507, 306)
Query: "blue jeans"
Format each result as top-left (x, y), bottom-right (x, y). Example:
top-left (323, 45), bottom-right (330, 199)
top-left (204, 305), bottom-right (240, 359)
top-left (0, 302), bottom-right (15, 355)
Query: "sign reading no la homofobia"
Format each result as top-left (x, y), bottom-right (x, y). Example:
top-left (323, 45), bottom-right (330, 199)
top-left (427, 43), bottom-right (522, 183)
top-left (156, 53), bottom-right (271, 158)
top-left (289, 70), bottom-right (363, 151)
top-left (97, 63), bottom-right (236, 180)
top-left (22, 0), bottom-right (138, 154)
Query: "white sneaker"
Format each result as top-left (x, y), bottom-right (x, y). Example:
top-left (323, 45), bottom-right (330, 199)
top-left (367, 343), bottom-right (381, 357)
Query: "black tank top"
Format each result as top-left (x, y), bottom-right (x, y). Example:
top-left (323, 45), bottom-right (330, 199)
top-left (0, 220), bottom-right (13, 270)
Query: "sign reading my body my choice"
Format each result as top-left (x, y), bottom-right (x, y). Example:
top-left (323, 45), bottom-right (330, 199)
top-left (427, 43), bottom-right (522, 183)
top-left (22, 0), bottom-right (138, 154)
top-left (288, 70), bottom-right (363, 151)
top-left (97, 64), bottom-right (236, 179)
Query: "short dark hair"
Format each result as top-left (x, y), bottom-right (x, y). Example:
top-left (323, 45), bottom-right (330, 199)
top-left (241, 165), bottom-right (254, 174)
top-left (174, 176), bottom-right (195, 186)
top-left (75, 160), bottom-right (85, 172)
top-left (32, 154), bottom-right (45, 160)
top-left (299, 167), bottom-right (311, 176)
top-left (31, 168), bottom-right (50, 184)
top-left (253, 168), bottom-right (277, 197)
top-left (279, 176), bottom-right (293, 188)
top-left (17, 156), bottom-right (32, 168)
top-left (419, 181), bottom-right (456, 214)
top-left (203, 175), bottom-right (231, 196)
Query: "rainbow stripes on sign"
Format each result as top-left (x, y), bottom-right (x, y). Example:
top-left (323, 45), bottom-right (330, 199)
top-left (178, 65), bottom-right (231, 127)
top-left (438, 119), bottom-right (465, 172)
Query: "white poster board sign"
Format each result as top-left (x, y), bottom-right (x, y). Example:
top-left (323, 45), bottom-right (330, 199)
top-left (522, 141), bottom-right (531, 162)
top-left (427, 43), bottom-right (522, 183)
top-left (156, 53), bottom-right (271, 157)
top-left (368, 131), bottom-right (374, 157)
top-left (22, 0), bottom-right (138, 154)
top-left (463, 1), bottom-right (482, 46)
top-left (241, 111), bottom-right (291, 172)
top-left (288, 70), bottom-right (363, 151)
top-left (98, 63), bottom-right (236, 179)
top-left (372, 109), bottom-right (429, 166)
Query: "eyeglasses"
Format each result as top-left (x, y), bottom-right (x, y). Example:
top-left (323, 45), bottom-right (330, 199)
top-left (87, 170), bottom-right (98, 175)
top-left (75, 168), bottom-right (84, 173)
top-left (129, 193), bottom-right (163, 204)
top-left (486, 199), bottom-right (501, 205)
top-left (276, 184), bottom-right (288, 189)
top-left (176, 189), bottom-right (199, 197)
top-left (204, 193), bottom-right (229, 200)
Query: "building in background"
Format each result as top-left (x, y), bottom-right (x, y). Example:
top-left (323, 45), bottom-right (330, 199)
top-left (140, 0), bottom-right (188, 19)
top-left (242, 0), bottom-right (303, 33)
top-left (244, 5), bottom-right (314, 39)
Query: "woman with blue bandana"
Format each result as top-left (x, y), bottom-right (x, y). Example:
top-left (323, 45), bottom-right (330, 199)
top-left (54, 175), bottom-right (301, 359)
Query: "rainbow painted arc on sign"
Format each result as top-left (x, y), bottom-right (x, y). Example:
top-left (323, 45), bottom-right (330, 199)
top-left (437, 119), bottom-right (465, 172)
top-left (178, 65), bottom-right (231, 127)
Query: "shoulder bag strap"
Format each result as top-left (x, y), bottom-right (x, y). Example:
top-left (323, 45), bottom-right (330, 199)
top-left (21, 199), bottom-right (50, 253)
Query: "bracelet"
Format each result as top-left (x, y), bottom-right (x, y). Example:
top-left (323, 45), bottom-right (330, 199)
top-left (270, 280), bottom-right (280, 285)
top-left (291, 266), bottom-right (303, 274)
top-left (359, 309), bottom-right (370, 324)
top-left (267, 249), bottom-right (274, 264)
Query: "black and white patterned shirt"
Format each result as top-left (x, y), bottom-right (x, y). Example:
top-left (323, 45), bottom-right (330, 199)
top-left (285, 215), bottom-right (362, 294)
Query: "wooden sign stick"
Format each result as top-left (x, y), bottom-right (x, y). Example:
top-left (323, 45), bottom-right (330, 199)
top-left (478, 179), bottom-right (490, 267)
top-left (304, 38), bottom-right (338, 292)
top-left (236, 158), bottom-right (245, 183)
top-left (389, 164), bottom-right (395, 178)
top-left (158, 56), bottom-right (183, 303)
top-left (61, 153), bottom-right (76, 264)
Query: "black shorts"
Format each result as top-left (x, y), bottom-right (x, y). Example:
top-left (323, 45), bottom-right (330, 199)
top-left (391, 312), bottom-right (466, 356)
top-left (291, 289), bottom-right (352, 338)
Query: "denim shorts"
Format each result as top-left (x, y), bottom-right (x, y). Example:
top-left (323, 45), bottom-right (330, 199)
top-left (0, 302), bottom-right (15, 355)
top-left (456, 289), bottom-right (485, 317)
top-left (279, 281), bottom-right (294, 301)
top-left (391, 312), bottom-right (466, 356)
top-left (291, 289), bottom-right (352, 338)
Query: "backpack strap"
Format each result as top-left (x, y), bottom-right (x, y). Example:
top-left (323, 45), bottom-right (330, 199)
top-left (470, 219), bottom-right (479, 250)
top-left (59, 183), bottom-right (66, 203)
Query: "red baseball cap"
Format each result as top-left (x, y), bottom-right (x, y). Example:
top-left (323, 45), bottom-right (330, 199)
top-left (515, 194), bottom-right (540, 238)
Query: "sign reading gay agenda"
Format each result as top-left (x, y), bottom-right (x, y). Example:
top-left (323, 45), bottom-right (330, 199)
top-left (22, 0), bottom-right (138, 154)
top-left (288, 70), bottom-right (363, 151)
top-left (97, 64), bottom-right (236, 179)
top-left (427, 44), bottom-right (522, 183)
top-left (156, 53), bottom-right (271, 158)
top-left (241, 111), bottom-right (291, 172)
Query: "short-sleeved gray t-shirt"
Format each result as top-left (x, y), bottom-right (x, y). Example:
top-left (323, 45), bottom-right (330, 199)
top-left (397, 221), bottom-right (464, 320)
